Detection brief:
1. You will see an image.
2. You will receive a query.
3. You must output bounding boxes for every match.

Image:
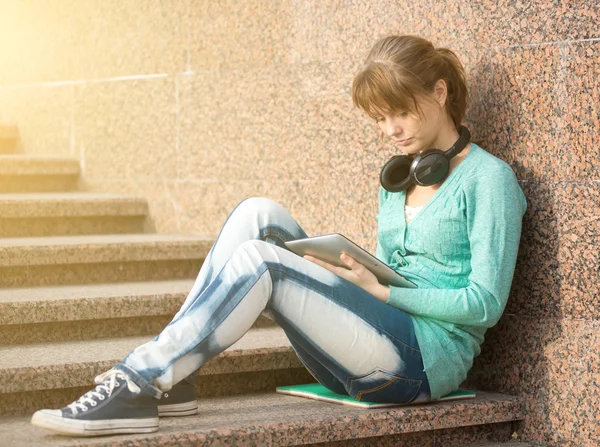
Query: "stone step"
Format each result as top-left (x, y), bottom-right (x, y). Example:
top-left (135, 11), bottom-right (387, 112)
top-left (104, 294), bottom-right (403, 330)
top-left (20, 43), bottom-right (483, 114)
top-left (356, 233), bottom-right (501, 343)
top-left (0, 327), bottom-right (311, 417)
top-left (0, 234), bottom-right (212, 288)
top-left (0, 280), bottom-right (191, 344)
top-left (0, 192), bottom-right (149, 237)
top-left (0, 125), bottom-right (19, 154)
top-left (0, 390), bottom-right (524, 446)
top-left (0, 155), bottom-right (80, 192)
top-left (0, 280), bottom-right (275, 344)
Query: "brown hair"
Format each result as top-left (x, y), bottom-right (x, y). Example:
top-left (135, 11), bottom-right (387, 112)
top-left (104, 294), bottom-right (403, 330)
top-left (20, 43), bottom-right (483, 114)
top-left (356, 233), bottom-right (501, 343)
top-left (352, 35), bottom-right (468, 131)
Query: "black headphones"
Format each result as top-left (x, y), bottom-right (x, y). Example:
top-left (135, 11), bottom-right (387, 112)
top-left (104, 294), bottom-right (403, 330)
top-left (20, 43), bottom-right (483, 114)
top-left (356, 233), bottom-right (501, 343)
top-left (379, 125), bottom-right (471, 192)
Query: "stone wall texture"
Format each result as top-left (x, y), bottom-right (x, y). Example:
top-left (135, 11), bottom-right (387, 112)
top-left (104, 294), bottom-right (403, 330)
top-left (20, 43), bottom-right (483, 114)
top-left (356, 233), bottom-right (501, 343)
top-left (0, 1), bottom-right (598, 446)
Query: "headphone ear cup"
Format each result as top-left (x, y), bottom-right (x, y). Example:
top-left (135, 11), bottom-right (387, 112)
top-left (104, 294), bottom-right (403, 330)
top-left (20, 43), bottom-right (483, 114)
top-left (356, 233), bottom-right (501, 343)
top-left (380, 155), bottom-right (414, 192)
top-left (412, 150), bottom-right (450, 186)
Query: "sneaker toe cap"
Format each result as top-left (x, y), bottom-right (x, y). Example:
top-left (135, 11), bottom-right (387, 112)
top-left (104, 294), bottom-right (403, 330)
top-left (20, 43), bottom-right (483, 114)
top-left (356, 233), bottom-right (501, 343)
top-left (35, 409), bottom-right (62, 417)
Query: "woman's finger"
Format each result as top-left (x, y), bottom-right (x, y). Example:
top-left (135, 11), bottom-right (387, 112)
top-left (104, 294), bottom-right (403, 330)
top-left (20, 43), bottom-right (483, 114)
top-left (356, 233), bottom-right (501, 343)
top-left (305, 255), bottom-right (348, 277)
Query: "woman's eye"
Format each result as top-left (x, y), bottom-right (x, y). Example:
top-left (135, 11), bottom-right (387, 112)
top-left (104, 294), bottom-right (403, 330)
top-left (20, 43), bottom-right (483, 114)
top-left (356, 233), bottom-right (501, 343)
top-left (375, 117), bottom-right (384, 123)
top-left (398, 112), bottom-right (409, 117)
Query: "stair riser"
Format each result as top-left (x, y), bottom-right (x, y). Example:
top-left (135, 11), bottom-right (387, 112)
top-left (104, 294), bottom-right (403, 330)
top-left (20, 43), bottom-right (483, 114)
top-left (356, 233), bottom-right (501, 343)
top-left (0, 127), bottom-right (19, 154)
top-left (0, 260), bottom-right (203, 288)
top-left (289, 422), bottom-right (516, 447)
top-left (0, 175), bottom-right (78, 193)
top-left (0, 216), bottom-right (147, 237)
top-left (0, 315), bottom-right (275, 345)
top-left (0, 141), bottom-right (19, 154)
top-left (0, 315), bottom-right (172, 345)
top-left (0, 369), bottom-right (312, 416)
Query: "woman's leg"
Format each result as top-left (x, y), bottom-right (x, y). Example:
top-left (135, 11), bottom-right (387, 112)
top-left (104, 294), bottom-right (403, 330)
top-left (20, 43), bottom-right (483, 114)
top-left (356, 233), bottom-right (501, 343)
top-left (168, 197), bottom-right (308, 387)
top-left (116, 235), bottom-right (429, 404)
top-left (32, 198), bottom-right (429, 436)
top-left (174, 196), bottom-right (309, 319)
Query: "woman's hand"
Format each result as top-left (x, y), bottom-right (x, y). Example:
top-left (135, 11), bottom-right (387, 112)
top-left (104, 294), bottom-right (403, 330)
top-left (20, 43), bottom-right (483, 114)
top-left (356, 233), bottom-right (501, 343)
top-left (304, 252), bottom-right (390, 302)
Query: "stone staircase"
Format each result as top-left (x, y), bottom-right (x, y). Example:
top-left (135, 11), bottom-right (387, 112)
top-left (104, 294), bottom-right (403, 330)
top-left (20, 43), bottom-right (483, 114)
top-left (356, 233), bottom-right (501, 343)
top-left (0, 124), bottom-right (532, 446)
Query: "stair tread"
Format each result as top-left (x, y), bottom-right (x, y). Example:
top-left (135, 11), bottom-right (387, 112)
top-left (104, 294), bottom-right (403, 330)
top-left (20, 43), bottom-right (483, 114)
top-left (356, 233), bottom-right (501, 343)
top-left (0, 279), bottom-right (194, 304)
top-left (0, 155), bottom-right (80, 175)
top-left (0, 279), bottom-right (195, 324)
top-left (0, 192), bottom-right (145, 201)
top-left (0, 326), bottom-right (297, 394)
top-left (0, 233), bottom-right (209, 247)
top-left (0, 234), bottom-right (214, 267)
top-left (0, 192), bottom-right (149, 217)
top-left (0, 326), bottom-right (288, 369)
top-left (0, 391), bottom-right (524, 447)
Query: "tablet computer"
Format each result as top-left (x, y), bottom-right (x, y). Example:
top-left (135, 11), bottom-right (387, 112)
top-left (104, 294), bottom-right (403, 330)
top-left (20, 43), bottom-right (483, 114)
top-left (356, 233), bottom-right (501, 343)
top-left (284, 233), bottom-right (416, 288)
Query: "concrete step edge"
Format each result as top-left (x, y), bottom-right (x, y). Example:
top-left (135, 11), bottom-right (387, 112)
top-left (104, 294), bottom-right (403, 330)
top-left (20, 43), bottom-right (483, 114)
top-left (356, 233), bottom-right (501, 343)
top-left (0, 234), bottom-right (214, 267)
top-left (1, 391), bottom-right (525, 447)
top-left (0, 327), bottom-right (294, 394)
top-left (0, 193), bottom-right (149, 218)
top-left (0, 280), bottom-right (195, 325)
top-left (0, 155), bottom-right (80, 176)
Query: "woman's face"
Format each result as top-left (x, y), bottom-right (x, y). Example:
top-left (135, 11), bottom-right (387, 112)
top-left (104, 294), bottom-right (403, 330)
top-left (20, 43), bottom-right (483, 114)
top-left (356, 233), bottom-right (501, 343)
top-left (374, 92), bottom-right (446, 155)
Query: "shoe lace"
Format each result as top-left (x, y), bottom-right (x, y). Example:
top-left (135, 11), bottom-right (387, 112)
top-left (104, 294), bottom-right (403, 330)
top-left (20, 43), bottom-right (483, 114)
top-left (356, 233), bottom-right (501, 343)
top-left (66, 369), bottom-right (141, 415)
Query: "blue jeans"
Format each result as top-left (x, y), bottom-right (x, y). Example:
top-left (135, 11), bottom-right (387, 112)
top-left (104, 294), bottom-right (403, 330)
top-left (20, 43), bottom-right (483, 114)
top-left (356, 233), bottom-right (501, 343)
top-left (115, 197), bottom-right (431, 404)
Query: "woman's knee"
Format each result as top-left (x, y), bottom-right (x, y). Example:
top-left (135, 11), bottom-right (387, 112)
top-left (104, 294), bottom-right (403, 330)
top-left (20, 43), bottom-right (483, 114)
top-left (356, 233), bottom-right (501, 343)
top-left (231, 239), bottom-right (274, 267)
top-left (236, 197), bottom-right (286, 219)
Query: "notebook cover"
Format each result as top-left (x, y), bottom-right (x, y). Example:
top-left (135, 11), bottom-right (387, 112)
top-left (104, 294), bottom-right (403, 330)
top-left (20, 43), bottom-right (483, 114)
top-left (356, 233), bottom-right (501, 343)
top-left (276, 383), bottom-right (476, 408)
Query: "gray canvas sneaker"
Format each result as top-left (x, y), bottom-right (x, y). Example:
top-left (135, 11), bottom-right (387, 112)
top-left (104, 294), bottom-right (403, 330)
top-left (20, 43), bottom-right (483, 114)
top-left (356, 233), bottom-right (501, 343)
top-left (31, 369), bottom-right (159, 437)
top-left (157, 379), bottom-right (198, 417)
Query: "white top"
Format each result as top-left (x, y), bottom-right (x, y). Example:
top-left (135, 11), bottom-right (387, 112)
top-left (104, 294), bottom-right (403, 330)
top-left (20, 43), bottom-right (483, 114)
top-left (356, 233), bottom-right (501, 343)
top-left (405, 205), bottom-right (424, 223)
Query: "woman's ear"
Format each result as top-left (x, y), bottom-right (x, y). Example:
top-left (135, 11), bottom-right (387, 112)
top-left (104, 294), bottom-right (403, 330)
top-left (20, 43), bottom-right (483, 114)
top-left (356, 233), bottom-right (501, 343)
top-left (434, 79), bottom-right (448, 107)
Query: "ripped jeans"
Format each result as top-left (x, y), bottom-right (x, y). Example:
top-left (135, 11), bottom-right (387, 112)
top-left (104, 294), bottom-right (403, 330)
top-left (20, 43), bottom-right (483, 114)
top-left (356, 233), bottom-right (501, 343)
top-left (115, 197), bottom-right (431, 404)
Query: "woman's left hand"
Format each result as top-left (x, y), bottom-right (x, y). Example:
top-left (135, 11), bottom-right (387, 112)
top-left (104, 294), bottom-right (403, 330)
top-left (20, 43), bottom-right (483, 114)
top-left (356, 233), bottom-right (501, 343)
top-left (304, 252), bottom-right (389, 302)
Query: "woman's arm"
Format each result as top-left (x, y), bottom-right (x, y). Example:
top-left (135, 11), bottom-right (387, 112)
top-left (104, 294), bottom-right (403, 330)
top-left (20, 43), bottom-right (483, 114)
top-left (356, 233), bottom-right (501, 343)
top-left (385, 166), bottom-right (527, 328)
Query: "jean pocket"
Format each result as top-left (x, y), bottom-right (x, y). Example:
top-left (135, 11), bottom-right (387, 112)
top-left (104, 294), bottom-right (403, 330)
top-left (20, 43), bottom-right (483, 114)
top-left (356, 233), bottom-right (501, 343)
top-left (345, 368), bottom-right (422, 404)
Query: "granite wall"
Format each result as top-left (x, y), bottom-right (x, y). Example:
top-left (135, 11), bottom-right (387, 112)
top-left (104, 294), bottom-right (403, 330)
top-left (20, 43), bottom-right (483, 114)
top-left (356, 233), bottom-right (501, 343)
top-left (0, 1), bottom-right (598, 446)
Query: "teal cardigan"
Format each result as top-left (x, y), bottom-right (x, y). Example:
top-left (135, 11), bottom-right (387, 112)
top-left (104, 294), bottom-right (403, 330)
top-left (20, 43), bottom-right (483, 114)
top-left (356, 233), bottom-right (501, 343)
top-left (376, 143), bottom-right (527, 400)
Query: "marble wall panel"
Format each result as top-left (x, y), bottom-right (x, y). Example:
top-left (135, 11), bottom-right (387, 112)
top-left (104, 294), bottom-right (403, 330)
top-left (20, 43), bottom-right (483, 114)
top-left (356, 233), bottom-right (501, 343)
top-left (165, 178), bottom-right (378, 253)
top-left (0, 85), bottom-right (74, 157)
top-left (74, 77), bottom-right (177, 182)
top-left (177, 59), bottom-right (369, 184)
top-left (286, 0), bottom-right (475, 64)
top-left (562, 41), bottom-right (600, 180)
top-left (0, 0), bottom-right (186, 85)
top-left (466, 0), bottom-right (600, 48)
top-left (508, 181), bottom-right (599, 320)
top-left (178, 68), bottom-right (282, 182)
top-left (0, 1), bottom-right (80, 84)
top-left (484, 45), bottom-right (565, 180)
top-left (187, 0), bottom-right (293, 71)
top-left (70, 0), bottom-right (187, 79)
top-left (485, 41), bottom-right (599, 181)
top-left (465, 316), bottom-right (600, 447)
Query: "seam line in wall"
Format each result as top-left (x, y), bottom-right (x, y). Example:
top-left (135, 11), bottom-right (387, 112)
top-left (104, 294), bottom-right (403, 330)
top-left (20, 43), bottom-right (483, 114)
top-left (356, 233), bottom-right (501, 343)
top-left (496, 37), bottom-right (600, 50)
top-left (2, 73), bottom-right (170, 90)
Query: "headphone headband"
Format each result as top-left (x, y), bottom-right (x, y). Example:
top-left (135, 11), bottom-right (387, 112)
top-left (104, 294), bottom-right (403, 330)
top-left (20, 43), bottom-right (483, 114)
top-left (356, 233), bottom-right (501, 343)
top-left (379, 125), bottom-right (472, 192)
top-left (445, 125), bottom-right (471, 159)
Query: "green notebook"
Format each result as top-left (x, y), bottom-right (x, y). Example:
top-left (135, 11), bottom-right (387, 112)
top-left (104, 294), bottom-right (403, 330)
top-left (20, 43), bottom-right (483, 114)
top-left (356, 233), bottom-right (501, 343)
top-left (276, 383), bottom-right (476, 408)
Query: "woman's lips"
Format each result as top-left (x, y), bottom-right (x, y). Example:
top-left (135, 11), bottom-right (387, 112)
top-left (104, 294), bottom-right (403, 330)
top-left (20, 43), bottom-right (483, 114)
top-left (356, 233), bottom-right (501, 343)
top-left (394, 138), bottom-right (413, 147)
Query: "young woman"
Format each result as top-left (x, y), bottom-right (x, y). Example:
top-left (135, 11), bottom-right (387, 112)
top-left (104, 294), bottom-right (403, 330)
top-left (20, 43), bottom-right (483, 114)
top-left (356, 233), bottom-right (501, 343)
top-left (31, 35), bottom-right (526, 437)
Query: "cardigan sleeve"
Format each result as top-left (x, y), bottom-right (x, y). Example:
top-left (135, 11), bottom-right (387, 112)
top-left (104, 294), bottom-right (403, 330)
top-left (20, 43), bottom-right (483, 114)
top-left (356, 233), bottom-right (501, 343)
top-left (386, 165), bottom-right (526, 328)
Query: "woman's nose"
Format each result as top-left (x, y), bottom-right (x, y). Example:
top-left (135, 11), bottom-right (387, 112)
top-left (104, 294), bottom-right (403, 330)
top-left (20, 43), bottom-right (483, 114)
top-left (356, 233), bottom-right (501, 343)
top-left (385, 118), bottom-right (400, 137)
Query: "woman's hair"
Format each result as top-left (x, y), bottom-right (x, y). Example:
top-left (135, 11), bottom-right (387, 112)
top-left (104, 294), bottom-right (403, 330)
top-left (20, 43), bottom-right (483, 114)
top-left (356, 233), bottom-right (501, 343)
top-left (352, 35), bottom-right (468, 131)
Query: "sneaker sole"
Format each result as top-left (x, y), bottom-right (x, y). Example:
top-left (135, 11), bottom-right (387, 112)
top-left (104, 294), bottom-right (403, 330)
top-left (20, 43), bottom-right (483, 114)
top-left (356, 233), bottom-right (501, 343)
top-left (31, 411), bottom-right (158, 437)
top-left (157, 401), bottom-right (198, 417)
